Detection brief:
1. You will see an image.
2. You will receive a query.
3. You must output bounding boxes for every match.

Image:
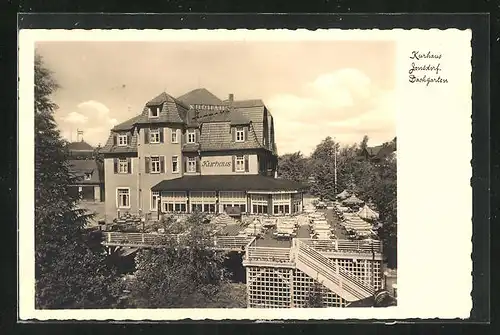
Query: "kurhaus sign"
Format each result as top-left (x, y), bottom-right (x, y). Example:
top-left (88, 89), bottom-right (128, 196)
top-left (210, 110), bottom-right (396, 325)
top-left (202, 161), bottom-right (231, 168)
top-left (201, 156), bottom-right (234, 174)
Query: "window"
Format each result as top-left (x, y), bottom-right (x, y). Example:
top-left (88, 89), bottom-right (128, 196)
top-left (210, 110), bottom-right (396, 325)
top-left (151, 191), bottom-right (160, 211)
top-left (162, 192), bottom-right (187, 213)
top-left (150, 128), bottom-right (160, 143)
top-left (84, 172), bottom-right (92, 181)
top-left (118, 134), bottom-right (128, 146)
top-left (187, 129), bottom-right (196, 143)
top-left (172, 156), bottom-right (179, 173)
top-left (150, 156), bottom-right (161, 173)
top-left (187, 157), bottom-right (196, 173)
top-left (149, 106), bottom-right (160, 118)
top-left (117, 188), bottom-right (130, 208)
top-left (272, 194), bottom-right (291, 214)
top-left (220, 191), bottom-right (247, 213)
top-left (235, 155), bottom-right (245, 172)
top-left (190, 191), bottom-right (216, 213)
top-left (171, 129), bottom-right (178, 143)
top-left (118, 158), bottom-right (128, 173)
top-left (236, 127), bottom-right (245, 142)
top-left (251, 194), bottom-right (268, 214)
top-left (253, 204), bottom-right (268, 214)
top-left (273, 204), bottom-right (290, 215)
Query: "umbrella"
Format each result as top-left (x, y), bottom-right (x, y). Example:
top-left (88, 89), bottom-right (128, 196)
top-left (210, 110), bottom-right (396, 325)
top-left (357, 204), bottom-right (380, 220)
top-left (342, 194), bottom-right (364, 206)
top-left (336, 190), bottom-right (350, 200)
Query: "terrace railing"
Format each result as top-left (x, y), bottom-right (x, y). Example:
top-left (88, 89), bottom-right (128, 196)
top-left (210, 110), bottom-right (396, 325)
top-left (297, 238), bottom-right (382, 254)
top-left (104, 232), bottom-right (253, 251)
top-left (244, 246), bottom-right (294, 266)
top-left (214, 236), bottom-right (256, 251)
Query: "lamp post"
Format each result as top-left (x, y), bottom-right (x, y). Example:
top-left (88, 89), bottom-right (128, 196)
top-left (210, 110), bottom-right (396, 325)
top-left (334, 138), bottom-right (337, 195)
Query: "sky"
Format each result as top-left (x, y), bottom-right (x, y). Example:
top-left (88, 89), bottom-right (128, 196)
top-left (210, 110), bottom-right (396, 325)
top-left (36, 41), bottom-right (396, 156)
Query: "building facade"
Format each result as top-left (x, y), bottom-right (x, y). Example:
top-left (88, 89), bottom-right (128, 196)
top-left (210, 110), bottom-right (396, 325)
top-left (101, 88), bottom-right (305, 221)
top-left (67, 140), bottom-right (104, 202)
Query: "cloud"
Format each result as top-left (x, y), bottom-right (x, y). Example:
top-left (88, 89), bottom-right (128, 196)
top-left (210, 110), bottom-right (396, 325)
top-left (58, 100), bottom-right (117, 146)
top-left (77, 100), bottom-right (110, 115)
top-left (62, 111), bottom-right (88, 124)
top-left (267, 68), bottom-right (395, 155)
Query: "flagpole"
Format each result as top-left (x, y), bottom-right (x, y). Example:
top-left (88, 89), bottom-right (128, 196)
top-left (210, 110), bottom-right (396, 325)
top-left (334, 138), bottom-right (337, 195)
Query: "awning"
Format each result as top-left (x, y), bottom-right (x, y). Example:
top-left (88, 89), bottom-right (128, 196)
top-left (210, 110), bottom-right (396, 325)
top-left (151, 175), bottom-right (307, 192)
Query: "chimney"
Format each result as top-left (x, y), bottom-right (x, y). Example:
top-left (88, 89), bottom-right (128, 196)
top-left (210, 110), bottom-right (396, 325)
top-left (228, 93), bottom-right (234, 104)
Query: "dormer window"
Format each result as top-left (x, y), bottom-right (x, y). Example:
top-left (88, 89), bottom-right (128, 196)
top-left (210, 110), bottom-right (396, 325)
top-left (149, 105), bottom-right (161, 118)
top-left (236, 127), bottom-right (245, 142)
top-left (118, 134), bottom-right (128, 146)
top-left (187, 129), bottom-right (196, 144)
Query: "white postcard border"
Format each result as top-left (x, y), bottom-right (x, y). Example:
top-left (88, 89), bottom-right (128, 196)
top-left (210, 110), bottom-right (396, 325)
top-left (18, 28), bottom-right (472, 320)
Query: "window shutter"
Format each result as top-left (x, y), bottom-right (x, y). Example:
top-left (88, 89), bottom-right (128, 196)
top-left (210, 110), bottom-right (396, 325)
top-left (127, 158), bottom-right (132, 174)
top-left (127, 133), bottom-right (131, 146)
top-left (145, 156), bottom-right (150, 173)
top-left (195, 129), bottom-right (199, 143)
top-left (244, 127), bottom-right (248, 141)
top-left (160, 156), bottom-right (165, 173)
top-left (245, 155), bottom-right (249, 172)
top-left (144, 128), bottom-right (149, 144)
top-left (184, 156), bottom-right (187, 173)
top-left (113, 134), bottom-right (117, 146)
top-left (196, 157), bottom-right (200, 173)
top-left (232, 156), bottom-right (235, 172)
top-left (231, 128), bottom-right (236, 142)
top-left (113, 158), bottom-right (118, 174)
top-left (159, 128), bottom-right (164, 143)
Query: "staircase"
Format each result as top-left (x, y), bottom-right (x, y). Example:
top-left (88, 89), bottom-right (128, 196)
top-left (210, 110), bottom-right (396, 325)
top-left (294, 239), bottom-right (374, 302)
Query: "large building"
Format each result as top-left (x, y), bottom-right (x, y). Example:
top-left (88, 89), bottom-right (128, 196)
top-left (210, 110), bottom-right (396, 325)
top-left (101, 88), bottom-right (305, 221)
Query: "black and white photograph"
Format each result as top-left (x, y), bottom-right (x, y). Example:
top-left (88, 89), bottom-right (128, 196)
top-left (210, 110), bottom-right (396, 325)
top-left (19, 28), bottom-right (473, 320)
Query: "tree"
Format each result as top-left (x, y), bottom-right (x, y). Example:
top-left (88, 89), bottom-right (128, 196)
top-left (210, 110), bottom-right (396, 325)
top-left (310, 137), bottom-right (338, 199)
top-left (372, 158), bottom-right (397, 268)
top-left (359, 135), bottom-right (369, 151)
top-left (127, 212), bottom-right (233, 308)
top-left (304, 280), bottom-right (324, 308)
top-left (34, 54), bottom-right (120, 308)
top-left (278, 151), bottom-right (310, 183)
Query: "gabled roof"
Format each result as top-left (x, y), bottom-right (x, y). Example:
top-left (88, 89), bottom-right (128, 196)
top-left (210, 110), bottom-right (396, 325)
top-left (67, 140), bottom-right (94, 151)
top-left (223, 99), bottom-right (265, 108)
top-left (199, 122), bottom-right (263, 152)
top-left (101, 131), bottom-right (138, 154)
top-left (68, 160), bottom-right (101, 184)
top-left (113, 114), bottom-right (144, 131)
top-left (177, 88), bottom-right (223, 106)
top-left (103, 90), bottom-right (277, 156)
top-left (196, 109), bottom-right (250, 125)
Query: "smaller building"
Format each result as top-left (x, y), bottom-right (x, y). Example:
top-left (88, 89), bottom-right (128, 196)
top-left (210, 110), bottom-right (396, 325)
top-left (67, 139), bottom-right (96, 159)
top-left (68, 160), bottom-right (104, 202)
top-left (67, 139), bottom-right (104, 202)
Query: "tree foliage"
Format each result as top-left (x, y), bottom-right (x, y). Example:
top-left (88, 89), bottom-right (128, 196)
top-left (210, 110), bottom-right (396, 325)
top-left (309, 137), bottom-right (339, 199)
top-left (293, 134), bottom-right (397, 268)
top-left (34, 54), bottom-right (120, 308)
top-left (304, 281), bottom-right (324, 308)
top-left (127, 212), bottom-right (233, 308)
top-left (277, 151), bottom-right (310, 183)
